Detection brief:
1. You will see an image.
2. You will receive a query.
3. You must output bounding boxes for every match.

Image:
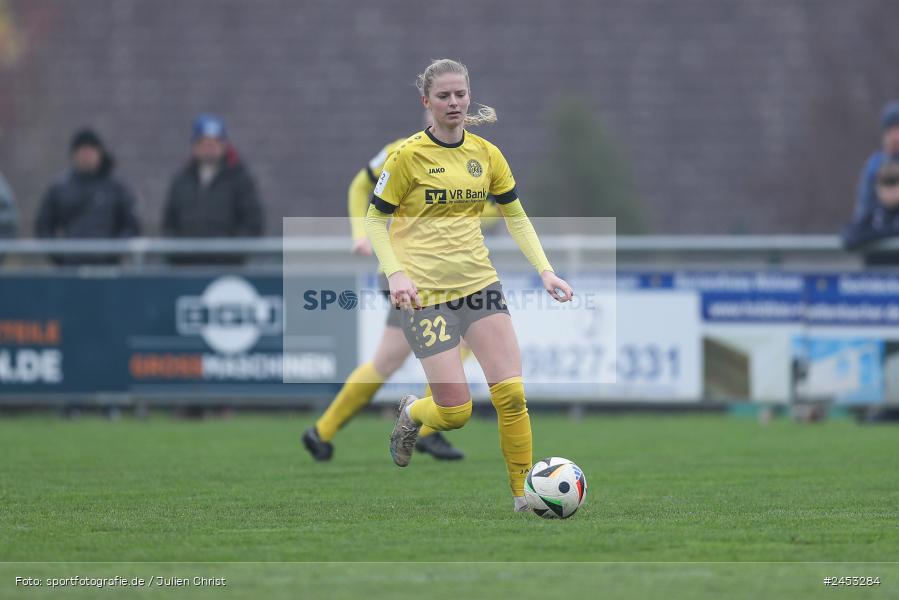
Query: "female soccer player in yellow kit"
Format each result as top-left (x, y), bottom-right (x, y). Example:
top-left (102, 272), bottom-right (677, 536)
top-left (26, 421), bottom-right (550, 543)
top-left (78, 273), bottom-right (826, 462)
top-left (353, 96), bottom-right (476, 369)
top-left (302, 131), bottom-right (501, 462)
top-left (364, 59), bottom-right (573, 512)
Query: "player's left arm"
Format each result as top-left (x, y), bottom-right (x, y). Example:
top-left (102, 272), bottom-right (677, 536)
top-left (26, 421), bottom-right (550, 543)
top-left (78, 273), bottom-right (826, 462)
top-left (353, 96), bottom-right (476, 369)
top-left (489, 144), bottom-right (573, 302)
top-left (364, 148), bottom-right (422, 309)
top-left (348, 168), bottom-right (375, 254)
top-left (349, 143), bottom-right (395, 254)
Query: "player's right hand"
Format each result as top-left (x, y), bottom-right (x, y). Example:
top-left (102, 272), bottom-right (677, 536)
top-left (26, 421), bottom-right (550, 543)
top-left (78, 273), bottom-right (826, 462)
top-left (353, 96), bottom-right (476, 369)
top-left (388, 271), bottom-right (421, 310)
top-left (352, 238), bottom-right (373, 256)
top-left (541, 270), bottom-right (574, 303)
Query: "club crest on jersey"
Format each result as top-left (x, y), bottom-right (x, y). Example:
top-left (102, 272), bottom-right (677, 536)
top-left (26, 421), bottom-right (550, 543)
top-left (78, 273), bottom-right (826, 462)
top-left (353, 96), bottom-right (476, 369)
top-left (467, 159), bottom-right (483, 178)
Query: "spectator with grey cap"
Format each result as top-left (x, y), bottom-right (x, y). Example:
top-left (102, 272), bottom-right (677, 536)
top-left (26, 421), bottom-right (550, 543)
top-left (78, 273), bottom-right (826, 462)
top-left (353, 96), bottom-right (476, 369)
top-left (843, 101), bottom-right (899, 261)
top-left (34, 128), bottom-right (140, 264)
top-left (161, 114), bottom-right (264, 264)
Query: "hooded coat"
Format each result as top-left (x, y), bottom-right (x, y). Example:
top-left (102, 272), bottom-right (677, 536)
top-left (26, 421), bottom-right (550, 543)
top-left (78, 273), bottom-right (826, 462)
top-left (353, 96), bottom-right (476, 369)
top-left (35, 146), bottom-right (140, 241)
top-left (161, 146), bottom-right (263, 239)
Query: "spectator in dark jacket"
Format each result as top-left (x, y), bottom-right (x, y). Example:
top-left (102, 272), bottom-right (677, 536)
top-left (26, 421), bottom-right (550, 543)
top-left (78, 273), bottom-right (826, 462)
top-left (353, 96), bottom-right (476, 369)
top-left (35, 129), bottom-right (140, 264)
top-left (843, 102), bottom-right (899, 258)
top-left (162, 114), bottom-right (263, 264)
top-left (0, 170), bottom-right (16, 239)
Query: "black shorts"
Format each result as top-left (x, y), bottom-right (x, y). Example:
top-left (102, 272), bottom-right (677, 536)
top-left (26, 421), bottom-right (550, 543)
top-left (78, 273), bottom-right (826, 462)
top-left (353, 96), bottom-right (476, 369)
top-left (402, 282), bottom-right (510, 359)
top-left (378, 273), bottom-right (406, 328)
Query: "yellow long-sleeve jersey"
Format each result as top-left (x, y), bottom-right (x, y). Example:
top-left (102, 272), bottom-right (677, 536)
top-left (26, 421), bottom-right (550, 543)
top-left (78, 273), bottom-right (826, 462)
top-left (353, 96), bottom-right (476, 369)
top-left (348, 137), bottom-right (501, 241)
top-left (363, 127), bottom-right (552, 306)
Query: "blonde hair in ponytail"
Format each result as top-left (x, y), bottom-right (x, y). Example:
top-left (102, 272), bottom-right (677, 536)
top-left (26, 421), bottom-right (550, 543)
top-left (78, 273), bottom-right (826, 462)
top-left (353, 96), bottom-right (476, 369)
top-left (416, 59), bottom-right (497, 127)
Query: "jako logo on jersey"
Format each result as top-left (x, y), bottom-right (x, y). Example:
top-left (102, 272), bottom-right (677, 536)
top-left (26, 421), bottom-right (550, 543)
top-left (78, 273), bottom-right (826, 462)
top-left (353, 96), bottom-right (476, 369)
top-left (428, 167), bottom-right (445, 174)
top-left (176, 276), bottom-right (282, 355)
top-left (374, 170), bottom-right (390, 195)
top-left (425, 189), bottom-right (448, 204)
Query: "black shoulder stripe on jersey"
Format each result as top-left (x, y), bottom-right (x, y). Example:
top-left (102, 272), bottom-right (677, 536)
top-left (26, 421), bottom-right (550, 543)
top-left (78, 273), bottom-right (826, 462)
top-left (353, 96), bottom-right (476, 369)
top-left (366, 165), bottom-right (378, 184)
top-left (493, 187), bottom-right (518, 204)
top-left (370, 195), bottom-right (397, 214)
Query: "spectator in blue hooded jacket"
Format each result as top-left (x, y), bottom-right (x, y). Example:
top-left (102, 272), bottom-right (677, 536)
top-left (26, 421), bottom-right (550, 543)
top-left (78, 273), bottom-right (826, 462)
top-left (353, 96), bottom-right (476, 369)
top-left (843, 102), bottom-right (899, 253)
top-left (161, 114), bottom-right (264, 265)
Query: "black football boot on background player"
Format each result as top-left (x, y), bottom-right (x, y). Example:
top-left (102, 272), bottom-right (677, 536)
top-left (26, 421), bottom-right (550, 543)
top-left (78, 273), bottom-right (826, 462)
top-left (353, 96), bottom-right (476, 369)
top-left (302, 426), bottom-right (334, 462)
top-left (415, 432), bottom-right (464, 460)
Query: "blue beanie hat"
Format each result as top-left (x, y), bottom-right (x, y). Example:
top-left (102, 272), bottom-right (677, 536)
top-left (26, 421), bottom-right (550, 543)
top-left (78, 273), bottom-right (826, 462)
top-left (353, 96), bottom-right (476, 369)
top-left (880, 102), bottom-right (899, 131)
top-left (192, 114), bottom-right (227, 141)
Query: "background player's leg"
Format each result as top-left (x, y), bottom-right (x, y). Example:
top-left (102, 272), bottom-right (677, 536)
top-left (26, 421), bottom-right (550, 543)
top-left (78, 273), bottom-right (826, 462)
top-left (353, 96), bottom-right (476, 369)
top-left (370, 326), bottom-right (413, 378)
top-left (463, 313), bottom-right (531, 501)
top-left (314, 327), bottom-right (410, 443)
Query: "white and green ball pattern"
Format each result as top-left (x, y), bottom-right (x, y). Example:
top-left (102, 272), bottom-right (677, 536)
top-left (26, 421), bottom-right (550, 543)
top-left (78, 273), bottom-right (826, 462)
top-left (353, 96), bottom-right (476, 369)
top-left (524, 457), bottom-right (587, 519)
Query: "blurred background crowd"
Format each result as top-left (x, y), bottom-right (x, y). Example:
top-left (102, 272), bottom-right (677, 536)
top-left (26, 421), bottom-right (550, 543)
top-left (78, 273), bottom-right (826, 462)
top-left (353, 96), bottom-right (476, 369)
top-left (0, 0), bottom-right (898, 252)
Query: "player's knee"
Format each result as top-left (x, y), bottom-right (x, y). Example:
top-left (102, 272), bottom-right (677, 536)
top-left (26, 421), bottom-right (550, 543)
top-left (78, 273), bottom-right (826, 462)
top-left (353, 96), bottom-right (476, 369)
top-left (435, 400), bottom-right (472, 430)
top-left (431, 383), bottom-right (468, 406)
top-left (490, 377), bottom-right (526, 414)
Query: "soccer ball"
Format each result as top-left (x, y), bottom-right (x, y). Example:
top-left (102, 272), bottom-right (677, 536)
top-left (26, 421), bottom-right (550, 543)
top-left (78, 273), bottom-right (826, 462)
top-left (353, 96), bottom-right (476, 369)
top-left (524, 457), bottom-right (587, 519)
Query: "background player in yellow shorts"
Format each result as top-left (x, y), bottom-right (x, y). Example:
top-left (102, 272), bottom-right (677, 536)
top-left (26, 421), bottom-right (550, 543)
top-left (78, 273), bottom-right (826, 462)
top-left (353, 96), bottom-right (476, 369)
top-left (364, 59), bottom-right (573, 511)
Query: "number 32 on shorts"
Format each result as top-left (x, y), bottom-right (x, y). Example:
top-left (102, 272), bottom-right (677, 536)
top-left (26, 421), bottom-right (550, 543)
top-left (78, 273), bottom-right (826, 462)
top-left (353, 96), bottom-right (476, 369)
top-left (419, 316), bottom-right (452, 347)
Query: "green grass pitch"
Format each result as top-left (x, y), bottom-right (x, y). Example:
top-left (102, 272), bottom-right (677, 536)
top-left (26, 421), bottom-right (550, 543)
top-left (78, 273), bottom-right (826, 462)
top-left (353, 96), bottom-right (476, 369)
top-left (0, 413), bottom-right (896, 599)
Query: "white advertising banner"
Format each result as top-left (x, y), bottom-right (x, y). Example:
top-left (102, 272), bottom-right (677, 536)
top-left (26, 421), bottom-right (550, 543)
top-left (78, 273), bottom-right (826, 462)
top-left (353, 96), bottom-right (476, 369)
top-left (359, 270), bottom-right (899, 405)
top-left (361, 273), bottom-right (701, 402)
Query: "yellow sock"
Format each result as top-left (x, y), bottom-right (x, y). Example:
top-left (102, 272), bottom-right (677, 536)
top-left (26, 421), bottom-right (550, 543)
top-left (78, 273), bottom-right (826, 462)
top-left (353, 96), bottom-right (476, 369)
top-left (409, 396), bottom-right (472, 431)
top-left (420, 345), bottom-right (473, 438)
top-left (490, 377), bottom-right (532, 496)
top-left (315, 362), bottom-right (384, 442)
